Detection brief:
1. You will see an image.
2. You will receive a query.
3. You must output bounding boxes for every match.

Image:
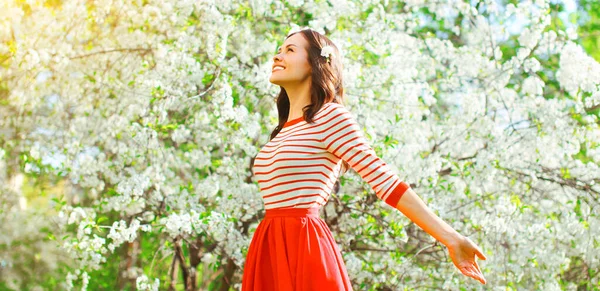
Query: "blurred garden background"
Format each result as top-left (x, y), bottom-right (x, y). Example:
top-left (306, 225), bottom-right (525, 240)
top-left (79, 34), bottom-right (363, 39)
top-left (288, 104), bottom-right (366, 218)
top-left (1, 0), bottom-right (599, 290)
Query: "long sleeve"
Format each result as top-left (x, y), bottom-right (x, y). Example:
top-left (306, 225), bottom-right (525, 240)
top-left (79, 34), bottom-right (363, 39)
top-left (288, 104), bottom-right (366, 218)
top-left (320, 104), bottom-right (411, 208)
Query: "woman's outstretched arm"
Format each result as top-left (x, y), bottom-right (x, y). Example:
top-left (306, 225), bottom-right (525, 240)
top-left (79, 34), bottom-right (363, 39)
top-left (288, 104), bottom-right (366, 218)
top-left (395, 188), bottom-right (488, 285)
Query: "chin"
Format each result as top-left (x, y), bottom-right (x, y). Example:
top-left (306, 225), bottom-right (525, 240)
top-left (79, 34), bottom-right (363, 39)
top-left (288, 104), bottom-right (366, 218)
top-left (269, 77), bottom-right (284, 86)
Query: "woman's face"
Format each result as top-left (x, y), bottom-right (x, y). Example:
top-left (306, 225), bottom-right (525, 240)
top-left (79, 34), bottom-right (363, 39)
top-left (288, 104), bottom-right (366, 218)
top-left (269, 33), bottom-right (312, 87)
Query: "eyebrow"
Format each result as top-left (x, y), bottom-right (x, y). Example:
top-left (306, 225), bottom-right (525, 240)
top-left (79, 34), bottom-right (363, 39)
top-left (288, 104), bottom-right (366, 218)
top-left (277, 44), bottom-right (297, 52)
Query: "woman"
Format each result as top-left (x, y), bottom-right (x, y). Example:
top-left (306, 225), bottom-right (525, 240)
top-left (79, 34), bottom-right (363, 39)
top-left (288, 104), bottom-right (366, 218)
top-left (242, 28), bottom-right (488, 290)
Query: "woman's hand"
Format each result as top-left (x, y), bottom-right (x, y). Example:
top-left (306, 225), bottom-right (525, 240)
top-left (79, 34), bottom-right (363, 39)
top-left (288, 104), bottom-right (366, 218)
top-left (446, 235), bottom-right (488, 284)
top-left (392, 189), bottom-right (488, 284)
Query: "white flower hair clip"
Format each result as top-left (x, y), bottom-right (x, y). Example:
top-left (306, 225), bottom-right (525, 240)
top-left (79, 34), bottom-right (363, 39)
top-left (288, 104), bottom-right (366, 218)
top-left (321, 45), bottom-right (335, 63)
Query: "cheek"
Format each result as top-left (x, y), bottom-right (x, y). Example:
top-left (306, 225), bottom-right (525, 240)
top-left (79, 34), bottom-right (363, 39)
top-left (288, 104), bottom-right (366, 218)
top-left (285, 56), bottom-right (310, 75)
top-left (295, 59), bottom-right (311, 73)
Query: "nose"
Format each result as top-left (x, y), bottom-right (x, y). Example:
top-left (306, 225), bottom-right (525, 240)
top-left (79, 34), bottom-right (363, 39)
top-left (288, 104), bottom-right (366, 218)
top-left (273, 53), bottom-right (282, 62)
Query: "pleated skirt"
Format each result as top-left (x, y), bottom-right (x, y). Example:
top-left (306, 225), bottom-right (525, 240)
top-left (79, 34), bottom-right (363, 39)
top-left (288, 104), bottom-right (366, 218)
top-left (241, 207), bottom-right (353, 291)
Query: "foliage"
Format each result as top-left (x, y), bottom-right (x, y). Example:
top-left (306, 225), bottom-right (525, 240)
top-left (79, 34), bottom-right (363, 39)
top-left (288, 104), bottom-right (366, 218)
top-left (0, 0), bottom-right (599, 290)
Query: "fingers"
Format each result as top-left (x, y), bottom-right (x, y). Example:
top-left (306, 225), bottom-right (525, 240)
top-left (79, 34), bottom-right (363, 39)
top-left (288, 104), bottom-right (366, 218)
top-left (460, 261), bottom-right (486, 285)
top-left (469, 239), bottom-right (487, 260)
top-left (471, 266), bottom-right (486, 284)
top-left (472, 252), bottom-right (486, 284)
top-left (463, 265), bottom-right (486, 284)
top-left (460, 266), bottom-right (477, 280)
top-left (476, 248), bottom-right (487, 260)
top-left (473, 259), bottom-right (483, 274)
top-left (459, 265), bottom-right (474, 278)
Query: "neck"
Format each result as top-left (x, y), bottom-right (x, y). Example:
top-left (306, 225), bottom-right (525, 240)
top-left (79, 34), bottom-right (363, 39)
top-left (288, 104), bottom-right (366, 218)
top-left (283, 79), bottom-right (312, 119)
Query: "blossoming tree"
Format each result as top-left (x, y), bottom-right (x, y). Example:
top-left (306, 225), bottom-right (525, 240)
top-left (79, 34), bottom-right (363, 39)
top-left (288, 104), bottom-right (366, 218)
top-left (0, 0), bottom-right (599, 290)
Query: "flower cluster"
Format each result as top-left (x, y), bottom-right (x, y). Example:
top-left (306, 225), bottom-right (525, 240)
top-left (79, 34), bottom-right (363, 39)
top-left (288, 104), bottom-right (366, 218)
top-left (107, 219), bottom-right (141, 252)
top-left (5, 1), bottom-right (600, 290)
top-left (136, 275), bottom-right (160, 291)
top-left (286, 25), bottom-right (311, 37)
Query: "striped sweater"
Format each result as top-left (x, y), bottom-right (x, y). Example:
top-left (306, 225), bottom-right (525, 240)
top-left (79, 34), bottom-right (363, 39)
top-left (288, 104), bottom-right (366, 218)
top-left (252, 102), bottom-right (411, 210)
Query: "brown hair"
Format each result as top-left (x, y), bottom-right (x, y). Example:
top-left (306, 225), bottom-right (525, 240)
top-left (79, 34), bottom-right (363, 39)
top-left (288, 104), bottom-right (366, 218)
top-left (269, 28), bottom-right (351, 193)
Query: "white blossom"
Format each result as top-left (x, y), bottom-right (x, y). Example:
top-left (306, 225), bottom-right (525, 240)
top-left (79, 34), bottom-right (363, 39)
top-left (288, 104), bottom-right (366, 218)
top-left (136, 275), bottom-right (160, 291)
top-left (321, 45), bottom-right (335, 60)
top-left (1, 0), bottom-right (599, 290)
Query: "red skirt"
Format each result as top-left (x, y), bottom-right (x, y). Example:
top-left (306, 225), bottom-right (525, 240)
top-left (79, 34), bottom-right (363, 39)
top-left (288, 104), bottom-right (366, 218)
top-left (241, 207), bottom-right (353, 291)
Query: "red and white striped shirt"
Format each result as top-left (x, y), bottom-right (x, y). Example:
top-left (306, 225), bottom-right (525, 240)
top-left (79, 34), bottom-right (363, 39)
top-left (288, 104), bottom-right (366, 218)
top-left (252, 102), bottom-right (410, 210)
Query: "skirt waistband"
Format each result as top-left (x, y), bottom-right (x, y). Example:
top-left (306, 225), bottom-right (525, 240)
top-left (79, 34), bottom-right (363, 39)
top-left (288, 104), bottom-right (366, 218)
top-left (264, 207), bottom-right (320, 218)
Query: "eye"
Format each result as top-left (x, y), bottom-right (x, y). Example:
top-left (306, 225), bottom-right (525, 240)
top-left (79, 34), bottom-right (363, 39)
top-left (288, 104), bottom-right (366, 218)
top-left (276, 48), bottom-right (293, 55)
